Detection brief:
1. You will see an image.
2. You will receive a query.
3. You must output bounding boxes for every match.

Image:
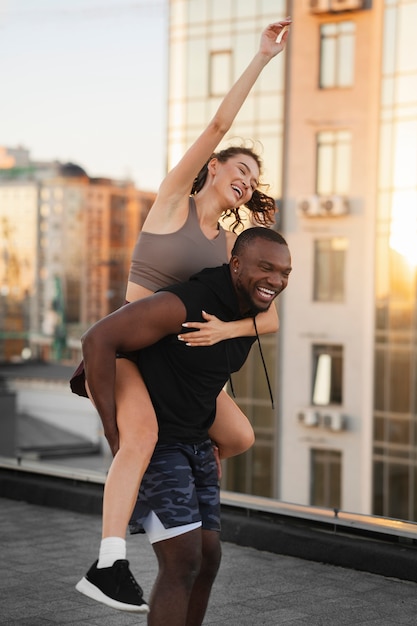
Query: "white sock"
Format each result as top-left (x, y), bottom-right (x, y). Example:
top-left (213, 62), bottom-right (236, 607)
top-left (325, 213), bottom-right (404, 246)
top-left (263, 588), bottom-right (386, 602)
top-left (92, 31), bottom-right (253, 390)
top-left (97, 537), bottom-right (126, 569)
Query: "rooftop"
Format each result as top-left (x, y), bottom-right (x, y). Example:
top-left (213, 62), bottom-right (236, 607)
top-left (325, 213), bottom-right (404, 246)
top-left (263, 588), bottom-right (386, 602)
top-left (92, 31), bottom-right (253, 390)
top-left (0, 360), bottom-right (75, 382)
top-left (0, 360), bottom-right (101, 459)
top-left (1, 360), bottom-right (417, 623)
top-left (2, 494), bottom-right (417, 625)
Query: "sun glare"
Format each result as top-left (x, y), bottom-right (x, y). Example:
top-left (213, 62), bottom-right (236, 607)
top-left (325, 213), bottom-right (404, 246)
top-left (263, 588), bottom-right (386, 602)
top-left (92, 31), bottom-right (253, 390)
top-left (389, 190), bottom-right (417, 267)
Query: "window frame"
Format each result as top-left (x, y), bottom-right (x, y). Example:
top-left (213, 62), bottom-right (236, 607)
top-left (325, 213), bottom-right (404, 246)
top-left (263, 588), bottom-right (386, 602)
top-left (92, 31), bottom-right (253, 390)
top-left (319, 20), bottom-right (356, 90)
top-left (313, 237), bottom-right (347, 303)
top-left (312, 344), bottom-right (344, 406)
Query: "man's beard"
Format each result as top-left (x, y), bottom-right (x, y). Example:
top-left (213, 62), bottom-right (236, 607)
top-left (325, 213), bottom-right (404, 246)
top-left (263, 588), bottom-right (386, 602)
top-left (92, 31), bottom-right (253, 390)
top-left (236, 279), bottom-right (272, 316)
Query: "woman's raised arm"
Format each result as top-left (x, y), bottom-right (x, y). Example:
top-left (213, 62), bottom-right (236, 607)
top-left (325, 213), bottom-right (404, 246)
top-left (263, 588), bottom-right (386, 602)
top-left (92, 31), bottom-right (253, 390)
top-left (152, 20), bottom-right (291, 210)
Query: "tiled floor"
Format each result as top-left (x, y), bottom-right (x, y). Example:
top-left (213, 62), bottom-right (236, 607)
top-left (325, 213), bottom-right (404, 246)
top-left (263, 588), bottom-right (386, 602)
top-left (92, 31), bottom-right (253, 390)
top-left (2, 497), bottom-right (417, 625)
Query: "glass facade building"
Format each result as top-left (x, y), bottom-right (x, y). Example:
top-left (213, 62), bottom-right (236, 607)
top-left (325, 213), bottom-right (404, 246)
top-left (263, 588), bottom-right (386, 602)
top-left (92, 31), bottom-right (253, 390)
top-left (373, 0), bottom-right (417, 521)
top-left (168, 0), bottom-right (289, 496)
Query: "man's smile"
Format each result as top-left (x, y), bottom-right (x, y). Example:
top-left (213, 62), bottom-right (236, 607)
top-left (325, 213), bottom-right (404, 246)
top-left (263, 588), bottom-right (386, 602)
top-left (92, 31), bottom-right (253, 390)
top-left (256, 286), bottom-right (276, 301)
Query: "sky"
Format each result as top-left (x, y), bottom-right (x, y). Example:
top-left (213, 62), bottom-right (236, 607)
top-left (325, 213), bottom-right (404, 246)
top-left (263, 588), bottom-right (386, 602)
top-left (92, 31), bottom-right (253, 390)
top-left (0, 0), bottom-right (168, 191)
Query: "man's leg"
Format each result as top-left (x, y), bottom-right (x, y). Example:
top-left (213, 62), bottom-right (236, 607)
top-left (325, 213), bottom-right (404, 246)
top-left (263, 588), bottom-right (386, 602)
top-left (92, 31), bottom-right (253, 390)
top-left (186, 529), bottom-right (221, 626)
top-left (132, 441), bottom-right (221, 624)
top-left (147, 529), bottom-right (202, 626)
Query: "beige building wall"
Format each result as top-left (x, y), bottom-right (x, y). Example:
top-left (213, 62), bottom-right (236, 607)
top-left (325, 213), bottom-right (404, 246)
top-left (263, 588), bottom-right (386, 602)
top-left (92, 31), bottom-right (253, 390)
top-left (280, 2), bottom-right (383, 513)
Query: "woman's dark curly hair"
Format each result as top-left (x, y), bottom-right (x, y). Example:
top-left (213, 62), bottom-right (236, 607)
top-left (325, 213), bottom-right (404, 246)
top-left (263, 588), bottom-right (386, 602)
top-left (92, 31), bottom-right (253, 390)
top-left (190, 146), bottom-right (276, 232)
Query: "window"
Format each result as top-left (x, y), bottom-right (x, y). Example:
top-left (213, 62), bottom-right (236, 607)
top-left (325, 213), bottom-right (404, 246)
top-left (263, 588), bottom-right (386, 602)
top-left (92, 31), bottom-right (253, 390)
top-left (320, 21), bottom-right (355, 89)
top-left (312, 344), bottom-right (343, 406)
top-left (222, 335), bottom-right (277, 498)
top-left (316, 130), bottom-right (351, 195)
top-left (311, 449), bottom-right (342, 509)
top-left (314, 238), bottom-right (347, 302)
top-left (209, 50), bottom-right (232, 97)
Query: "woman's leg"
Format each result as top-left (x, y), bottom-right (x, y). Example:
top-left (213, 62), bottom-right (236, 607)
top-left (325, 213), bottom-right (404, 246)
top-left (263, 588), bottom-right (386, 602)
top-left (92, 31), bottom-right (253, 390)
top-left (100, 358), bottom-right (158, 538)
top-left (76, 359), bottom-right (157, 611)
top-left (208, 390), bottom-right (255, 460)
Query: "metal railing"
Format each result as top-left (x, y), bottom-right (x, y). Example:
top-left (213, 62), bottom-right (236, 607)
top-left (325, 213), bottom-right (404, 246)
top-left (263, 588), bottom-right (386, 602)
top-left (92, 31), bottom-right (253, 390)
top-left (2, 454), bottom-right (417, 542)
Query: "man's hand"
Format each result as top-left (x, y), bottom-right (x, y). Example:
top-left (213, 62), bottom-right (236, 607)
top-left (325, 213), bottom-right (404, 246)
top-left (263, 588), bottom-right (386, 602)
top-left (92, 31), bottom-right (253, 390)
top-left (212, 443), bottom-right (222, 480)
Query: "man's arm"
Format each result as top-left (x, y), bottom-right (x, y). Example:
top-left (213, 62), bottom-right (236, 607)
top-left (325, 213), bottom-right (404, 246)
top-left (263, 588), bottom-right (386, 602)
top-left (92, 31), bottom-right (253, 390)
top-left (82, 291), bottom-right (186, 454)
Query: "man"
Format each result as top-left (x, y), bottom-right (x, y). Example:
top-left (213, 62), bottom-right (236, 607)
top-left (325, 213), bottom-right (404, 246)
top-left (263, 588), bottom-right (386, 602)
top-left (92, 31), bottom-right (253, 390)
top-left (79, 227), bottom-right (292, 626)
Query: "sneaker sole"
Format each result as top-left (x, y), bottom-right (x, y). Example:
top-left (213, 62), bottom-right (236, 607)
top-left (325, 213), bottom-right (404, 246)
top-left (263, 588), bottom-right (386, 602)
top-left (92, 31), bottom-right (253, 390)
top-left (75, 577), bottom-right (150, 613)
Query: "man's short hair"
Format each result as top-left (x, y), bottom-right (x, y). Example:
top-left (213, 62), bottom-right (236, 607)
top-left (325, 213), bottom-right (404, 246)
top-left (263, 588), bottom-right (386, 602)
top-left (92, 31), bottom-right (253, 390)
top-left (231, 227), bottom-right (288, 257)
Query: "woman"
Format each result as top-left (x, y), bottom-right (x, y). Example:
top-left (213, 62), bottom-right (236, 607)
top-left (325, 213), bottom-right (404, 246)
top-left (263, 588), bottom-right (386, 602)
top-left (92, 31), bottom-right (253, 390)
top-left (74, 18), bottom-right (291, 612)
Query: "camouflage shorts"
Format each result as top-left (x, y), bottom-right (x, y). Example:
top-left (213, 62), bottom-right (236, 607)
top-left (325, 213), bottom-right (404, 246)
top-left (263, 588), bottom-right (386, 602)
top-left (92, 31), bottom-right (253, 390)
top-left (129, 439), bottom-right (220, 535)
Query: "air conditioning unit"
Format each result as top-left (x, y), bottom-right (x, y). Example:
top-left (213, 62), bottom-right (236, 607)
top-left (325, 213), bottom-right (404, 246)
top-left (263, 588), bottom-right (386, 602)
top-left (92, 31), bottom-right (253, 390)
top-left (296, 195), bottom-right (320, 218)
top-left (322, 411), bottom-right (345, 431)
top-left (330, 0), bottom-right (364, 11)
top-left (310, 0), bottom-right (330, 13)
top-left (319, 195), bottom-right (349, 216)
top-left (298, 409), bottom-right (320, 427)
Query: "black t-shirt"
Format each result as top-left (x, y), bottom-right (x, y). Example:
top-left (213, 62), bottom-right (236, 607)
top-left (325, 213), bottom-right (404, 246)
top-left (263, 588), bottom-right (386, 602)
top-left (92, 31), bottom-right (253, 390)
top-left (136, 265), bottom-right (256, 444)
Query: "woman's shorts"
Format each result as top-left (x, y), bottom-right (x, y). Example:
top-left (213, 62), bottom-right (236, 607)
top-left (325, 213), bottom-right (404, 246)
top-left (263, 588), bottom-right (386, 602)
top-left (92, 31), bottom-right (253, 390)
top-left (69, 352), bottom-right (138, 398)
top-left (69, 360), bottom-right (88, 397)
top-left (129, 439), bottom-right (220, 536)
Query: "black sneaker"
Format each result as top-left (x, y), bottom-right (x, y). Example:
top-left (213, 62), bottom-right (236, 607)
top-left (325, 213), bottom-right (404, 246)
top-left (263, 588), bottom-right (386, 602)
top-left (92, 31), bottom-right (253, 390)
top-left (76, 559), bottom-right (149, 613)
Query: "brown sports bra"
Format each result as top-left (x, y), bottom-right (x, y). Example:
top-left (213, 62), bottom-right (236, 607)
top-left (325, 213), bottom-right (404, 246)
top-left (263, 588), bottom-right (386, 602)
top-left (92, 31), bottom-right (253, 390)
top-left (128, 196), bottom-right (229, 291)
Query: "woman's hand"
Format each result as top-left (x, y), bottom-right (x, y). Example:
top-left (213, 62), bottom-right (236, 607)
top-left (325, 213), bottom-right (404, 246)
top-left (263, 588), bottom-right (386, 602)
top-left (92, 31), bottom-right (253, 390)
top-left (178, 311), bottom-right (232, 346)
top-left (259, 18), bottom-right (292, 58)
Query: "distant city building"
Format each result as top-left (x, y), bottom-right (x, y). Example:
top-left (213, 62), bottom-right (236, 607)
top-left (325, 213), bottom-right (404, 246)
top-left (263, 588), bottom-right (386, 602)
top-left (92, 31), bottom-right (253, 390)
top-left (0, 147), bottom-right (155, 362)
top-left (168, 0), bottom-right (417, 522)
